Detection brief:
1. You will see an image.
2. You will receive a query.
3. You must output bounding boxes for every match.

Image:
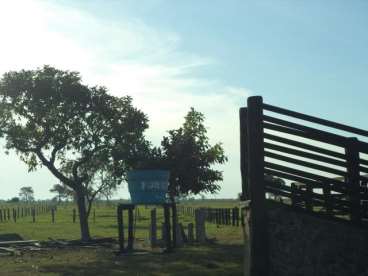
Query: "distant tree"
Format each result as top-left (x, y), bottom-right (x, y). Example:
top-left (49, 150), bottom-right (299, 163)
top-left (49, 184), bottom-right (73, 203)
top-left (19, 186), bottom-right (34, 202)
top-left (8, 197), bottom-right (20, 203)
top-left (0, 66), bottom-right (148, 241)
top-left (161, 108), bottom-right (227, 201)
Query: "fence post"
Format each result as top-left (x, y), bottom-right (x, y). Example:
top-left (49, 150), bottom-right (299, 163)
top-left (187, 223), bottom-right (194, 242)
top-left (172, 204), bottom-right (177, 248)
top-left (247, 96), bottom-right (269, 276)
top-left (305, 185), bottom-right (313, 211)
top-left (232, 208), bottom-right (236, 226)
top-left (346, 137), bottom-right (361, 224)
top-left (163, 204), bottom-right (172, 251)
top-left (127, 206), bottom-right (134, 251)
top-left (12, 209), bottom-right (16, 223)
top-left (291, 183), bottom-right (297, 207)
top-left (51, 208), bottom-right (55, 223)
top-left (195, 209), bottom-right (206, 243)
top-left (117, 205), bottom-right (124, 252)
top-left (240, 107), bottom-right (249, 200)
top-left (73, 209), bottom-right (76, 223)
top-left (150, 208), bottom-right (157, 247)
top-left (32, 207), bottom-right (35, 223)
top-left (323, 184), bottom-right (332, 215)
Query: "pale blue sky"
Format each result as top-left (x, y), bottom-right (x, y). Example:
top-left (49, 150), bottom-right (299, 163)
top-left (0, 1), bottom-right (367, 199)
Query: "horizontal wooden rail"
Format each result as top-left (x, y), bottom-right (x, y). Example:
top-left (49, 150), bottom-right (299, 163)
top-left (265, 162), bottom-right (346, 188)
top-left (266, 180), bottom-right (351, 207)
top-left (264, 115), bottom-right (350, 147)
top-left (264, 133), bottom-right (346, 160)
top-left (265, 151), bottom-right (347, 177)
top-left (264, 168), bottom-right (347, 194)
top-left (263, 103), bottom-right (368, 138)
top-left (264, 142), bottom-right (347, 167)
top-left (264, 122), bottom-right (346, 148)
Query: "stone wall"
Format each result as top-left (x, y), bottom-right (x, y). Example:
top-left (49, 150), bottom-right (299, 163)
top-left (268, 204), bottom-right (368, 276)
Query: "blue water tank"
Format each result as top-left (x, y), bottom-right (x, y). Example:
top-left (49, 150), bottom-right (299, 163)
top-left (127, 170), bottom-right (170, 204)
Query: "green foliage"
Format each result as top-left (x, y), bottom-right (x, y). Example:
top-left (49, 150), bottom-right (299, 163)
top-left (161, 108), bottom-right (227, 198)
top-left (0, 66), bottom-right (149, 239)
top-left (49, 184), bottom-right (74, 202)
top-left (19, 186), bottom-right (35, 202)
top-left (8, 197), bottom-right (20, 203)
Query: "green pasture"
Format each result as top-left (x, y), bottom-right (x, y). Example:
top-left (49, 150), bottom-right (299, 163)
top-left (0, 200), bottom-right (244, 275)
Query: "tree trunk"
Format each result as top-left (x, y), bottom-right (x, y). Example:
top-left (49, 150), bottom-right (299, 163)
top-left (76, 190), bottom-right (91, 242)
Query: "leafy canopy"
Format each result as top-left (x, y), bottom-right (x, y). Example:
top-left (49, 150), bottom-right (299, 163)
top-left (161, 108), bottom-right (227, 198)
top-left (0, 65), bottom-right (148, 200)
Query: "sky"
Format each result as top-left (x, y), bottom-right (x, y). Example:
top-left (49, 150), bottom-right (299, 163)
top-left (0, 0), bottom-right (367, 200)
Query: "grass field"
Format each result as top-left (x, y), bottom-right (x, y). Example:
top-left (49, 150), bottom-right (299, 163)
top-left (0, 200), bottom-right (244, 275)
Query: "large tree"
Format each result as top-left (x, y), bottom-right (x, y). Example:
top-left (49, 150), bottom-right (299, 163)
top-left (161, 108), bottom-right (227, 200)
top-left (0, 66), bottom-right (148, 241)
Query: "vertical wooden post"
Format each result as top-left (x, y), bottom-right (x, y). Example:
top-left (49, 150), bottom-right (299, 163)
top-left (51, 208), bottom-right (55, 223)
top-left (187, 223), bottom-right (194, 242)
top-left (175, 223), bottom-right (184, 247)
top-left (172, 203), bottom-right (177, 248)
top-left (346, 137), bottom-right (361, 224)
top-left (127, 206), bottom-right (134, 251)
top-left (247, 96), bottom-right (269, 276)
top-left (32, 207), bottom-right (35, 223)
top-left (291, 183), bottom-right (297, 207)
top-left (323, 184), bottom-right (332, 216)
top-left (227, 209), bottom-right (230, 225)
top-left (236, 207), bottom-right (240, 226)
top-left (12, 209), bottom-right (16, 223)
top-left (305, 185), bottom-right (313, 211)
top-left (117, 205), bottom-right (124, 252)
top-left (163, 204), bottom-right (172, 251)
top-left (240, 107), bottom-right (249, 200)
top-left (150, 208), bottom-right (157, 247)
top-left (73, 209), bottom-right (76, 223)
top-left (195, 209), bottom-right (206, 243)
top-left (232, 208), bottom-right (236, 226)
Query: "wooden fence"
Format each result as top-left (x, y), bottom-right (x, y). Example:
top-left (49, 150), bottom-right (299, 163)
top-left (0, 203), bottom-right (52, 223)
top-left (177, 206), bottom-right (241, 227)
top-left (240, 96), bottom-right (368, 275)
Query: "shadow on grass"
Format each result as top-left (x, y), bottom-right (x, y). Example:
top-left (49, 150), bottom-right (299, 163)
top-left (39, 243), bottom-right (243, 276)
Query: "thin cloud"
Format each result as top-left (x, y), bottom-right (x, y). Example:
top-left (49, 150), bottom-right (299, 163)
top-left (0, 0), bottom-right (252, 198)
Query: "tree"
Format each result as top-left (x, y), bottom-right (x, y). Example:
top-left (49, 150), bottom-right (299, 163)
top-left (161, 108), bottom-right (227, 200)
top-left (49, 183), bottom-right (73, 202)
top-left (8, 197), bottom-right (20, 203)
top-left (0, 66), bottom-right (148, 241)
top-left (19, 186), bottom-right (34, 202)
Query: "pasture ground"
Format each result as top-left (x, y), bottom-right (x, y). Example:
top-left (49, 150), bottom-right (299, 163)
top-left (0, 200), bottom-right (244, 275)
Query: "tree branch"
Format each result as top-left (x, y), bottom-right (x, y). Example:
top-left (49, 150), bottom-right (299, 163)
top-left (71, 146), bottom-right (104, 182)
top-left (35, 149), bottom-right (76, 189)
top-left (50, 143), bottom-right (66, 164)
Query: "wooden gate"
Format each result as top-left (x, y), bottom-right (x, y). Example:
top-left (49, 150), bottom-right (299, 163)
top-left (240, 96), bottom-right (368, 276)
